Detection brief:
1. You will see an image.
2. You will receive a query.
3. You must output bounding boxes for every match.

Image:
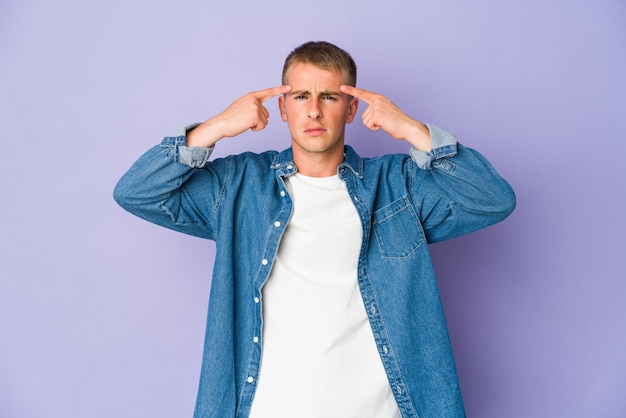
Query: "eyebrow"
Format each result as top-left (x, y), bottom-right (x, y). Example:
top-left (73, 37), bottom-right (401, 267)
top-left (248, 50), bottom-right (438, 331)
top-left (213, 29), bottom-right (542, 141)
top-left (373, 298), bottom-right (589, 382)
top-left (290, 90), bottom-right (342, 97)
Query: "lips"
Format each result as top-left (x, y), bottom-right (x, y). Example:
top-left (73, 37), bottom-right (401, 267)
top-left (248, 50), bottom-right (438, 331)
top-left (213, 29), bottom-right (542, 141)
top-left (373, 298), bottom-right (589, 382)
top-left (304, 126), bottom-right (326, 136)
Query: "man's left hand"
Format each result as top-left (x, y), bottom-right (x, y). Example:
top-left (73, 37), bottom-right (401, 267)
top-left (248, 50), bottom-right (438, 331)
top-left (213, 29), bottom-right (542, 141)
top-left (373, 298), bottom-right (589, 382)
top-left (340, 85), bottom-right (431, 152)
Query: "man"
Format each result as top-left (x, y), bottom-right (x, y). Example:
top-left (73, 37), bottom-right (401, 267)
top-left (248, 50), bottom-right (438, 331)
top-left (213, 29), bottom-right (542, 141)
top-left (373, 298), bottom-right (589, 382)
top-left (114, 41), bottom-right (515, 418)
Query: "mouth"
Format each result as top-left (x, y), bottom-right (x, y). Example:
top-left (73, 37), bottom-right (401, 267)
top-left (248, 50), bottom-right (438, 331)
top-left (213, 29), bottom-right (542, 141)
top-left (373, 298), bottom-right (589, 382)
top-left (304, 126), bottom-right (326, 136)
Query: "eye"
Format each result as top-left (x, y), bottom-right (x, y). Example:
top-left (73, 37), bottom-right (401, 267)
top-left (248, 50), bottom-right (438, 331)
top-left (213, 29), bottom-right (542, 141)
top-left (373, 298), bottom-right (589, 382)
top-left (294, 95), bottom-right (307, 100)
top-left (322, 95), bottom-right (337, 101)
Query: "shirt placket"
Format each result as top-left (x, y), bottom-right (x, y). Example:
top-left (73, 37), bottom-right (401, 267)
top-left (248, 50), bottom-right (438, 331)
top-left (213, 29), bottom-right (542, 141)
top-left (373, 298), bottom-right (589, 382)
top-left (239, 166), bottom-right (294, 415)
top-left (346, 174), bottom-right (419, 418)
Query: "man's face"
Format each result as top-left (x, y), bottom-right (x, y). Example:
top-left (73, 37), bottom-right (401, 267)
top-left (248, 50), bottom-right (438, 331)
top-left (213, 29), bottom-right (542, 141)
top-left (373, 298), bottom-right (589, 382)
top-left (279, 62), bottom-right (358, 158)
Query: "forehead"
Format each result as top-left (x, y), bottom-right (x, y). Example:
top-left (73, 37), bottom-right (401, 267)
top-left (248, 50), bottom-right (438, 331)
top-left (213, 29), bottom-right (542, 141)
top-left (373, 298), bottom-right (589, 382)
top-left (284, 62), bottom-right (347, 87)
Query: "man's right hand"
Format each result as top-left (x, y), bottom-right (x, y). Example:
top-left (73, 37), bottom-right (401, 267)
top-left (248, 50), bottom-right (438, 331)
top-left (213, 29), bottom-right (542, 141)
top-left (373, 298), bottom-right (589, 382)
top-left (186, 85), bottom-right (292, 148)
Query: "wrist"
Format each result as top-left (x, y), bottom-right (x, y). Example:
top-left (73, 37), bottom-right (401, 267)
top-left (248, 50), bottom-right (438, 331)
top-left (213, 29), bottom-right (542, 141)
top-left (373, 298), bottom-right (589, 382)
top-left (186, 119), bottom-right (223, 148)
top-left (404, 121), bottom-right (431, 153)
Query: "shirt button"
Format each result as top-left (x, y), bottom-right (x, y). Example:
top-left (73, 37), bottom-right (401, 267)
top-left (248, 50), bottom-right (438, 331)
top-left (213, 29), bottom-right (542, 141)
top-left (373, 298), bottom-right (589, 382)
top-left (253, 336), bottom-right (259, 343)
top-left (254, 297), bottom-right (260, 303)
top-left (247, 376), bottom-right (254, 383)
top-left (280, 191), bottom-right (286, 197)
top-left (353, 195), bottom-right (359, 202)
top-left (274, 221), bottom-right (281, 227)
top-left (261, 259), bottom-right (268, 265)
top-left (396, 386), bottom-right (402, 394)
top-left (287, 165), bottom-right (293, 170)
top-left (370, 306), bottom-right (376, 314)
top-left (383, 345), bottom-right (388, 354)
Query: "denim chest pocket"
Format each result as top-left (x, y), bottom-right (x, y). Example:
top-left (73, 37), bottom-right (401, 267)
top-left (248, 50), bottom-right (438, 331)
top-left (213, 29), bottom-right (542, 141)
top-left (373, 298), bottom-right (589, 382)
top-left (372, 195), bottom-right (426, 259)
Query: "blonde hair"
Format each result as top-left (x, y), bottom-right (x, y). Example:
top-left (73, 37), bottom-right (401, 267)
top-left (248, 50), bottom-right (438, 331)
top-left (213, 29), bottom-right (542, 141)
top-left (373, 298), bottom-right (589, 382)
top-left (282, 41), bottom-right (357, 86)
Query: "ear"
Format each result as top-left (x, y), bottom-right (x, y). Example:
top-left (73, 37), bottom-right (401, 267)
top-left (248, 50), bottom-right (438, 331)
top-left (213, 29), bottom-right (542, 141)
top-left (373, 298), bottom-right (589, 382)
top-left (345, 98), bottom-right (359, 123)
top-left (278, 95), bottom-right (288, 122)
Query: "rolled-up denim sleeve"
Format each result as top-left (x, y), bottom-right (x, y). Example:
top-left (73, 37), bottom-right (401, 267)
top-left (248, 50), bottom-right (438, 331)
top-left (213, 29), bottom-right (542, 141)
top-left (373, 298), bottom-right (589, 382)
top-left (179, 145), bottom-right (213, 168)
top-left (165, 124), bottom-right (215, 168)
top-left (409, 123), bottom-right (458, 170)
top-left (113, 125), bottom-right (225, 240)
top-left (407, 123), bottom-right (516, 243)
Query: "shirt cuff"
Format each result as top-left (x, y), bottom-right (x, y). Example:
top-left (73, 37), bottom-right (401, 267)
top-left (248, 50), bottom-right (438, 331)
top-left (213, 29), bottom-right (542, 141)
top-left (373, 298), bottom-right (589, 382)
top-left (163, 124), bottom-right (214, 168)
top-left (409, 123), bottom-right (458, 170)
top-left (179, 145), bottom-right (213, 168)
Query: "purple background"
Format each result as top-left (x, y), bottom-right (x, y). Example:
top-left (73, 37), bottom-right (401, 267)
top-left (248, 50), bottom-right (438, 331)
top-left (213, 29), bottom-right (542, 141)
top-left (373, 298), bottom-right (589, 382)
top-left (1, 0), bottom-right (624, 417)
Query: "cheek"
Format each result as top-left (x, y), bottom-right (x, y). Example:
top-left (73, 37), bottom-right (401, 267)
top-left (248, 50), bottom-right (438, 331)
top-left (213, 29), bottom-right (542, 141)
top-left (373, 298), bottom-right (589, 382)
top-left (331, 107), bottom-right (351, 123)
top-left (283, 102), bottom-right (304, 121)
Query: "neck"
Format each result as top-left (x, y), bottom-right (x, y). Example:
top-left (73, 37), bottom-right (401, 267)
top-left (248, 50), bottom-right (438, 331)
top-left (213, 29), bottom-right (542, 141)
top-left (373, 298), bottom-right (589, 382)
top-left (292, 146), bottom-right (344, 177)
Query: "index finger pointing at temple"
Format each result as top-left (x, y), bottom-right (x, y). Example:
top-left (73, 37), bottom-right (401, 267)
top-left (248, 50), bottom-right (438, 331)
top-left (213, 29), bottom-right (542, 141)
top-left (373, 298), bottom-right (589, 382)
top-left (340, 85), bottom-right (376, 103)
top-left (254, 85), bottom-right (292, 102)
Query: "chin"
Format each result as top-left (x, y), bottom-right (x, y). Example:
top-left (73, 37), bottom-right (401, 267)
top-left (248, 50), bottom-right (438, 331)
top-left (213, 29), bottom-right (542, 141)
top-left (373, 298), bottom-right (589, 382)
top-left (298, 140), bottom-right (338, 154)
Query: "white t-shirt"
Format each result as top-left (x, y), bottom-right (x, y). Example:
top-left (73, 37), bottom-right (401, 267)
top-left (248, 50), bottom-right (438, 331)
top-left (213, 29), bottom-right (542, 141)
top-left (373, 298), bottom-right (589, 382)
top-left (249, 173), bottom-right (400, 418)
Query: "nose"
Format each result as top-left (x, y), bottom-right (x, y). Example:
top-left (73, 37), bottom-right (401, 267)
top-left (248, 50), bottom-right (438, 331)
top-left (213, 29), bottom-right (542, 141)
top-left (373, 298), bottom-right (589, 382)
top-left (307, 99), bottom-right (322, 120)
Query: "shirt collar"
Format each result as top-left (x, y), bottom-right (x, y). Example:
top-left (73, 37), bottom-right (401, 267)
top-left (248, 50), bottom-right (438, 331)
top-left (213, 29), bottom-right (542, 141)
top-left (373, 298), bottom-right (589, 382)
top-left (271, 145), bottom-right (364, 179)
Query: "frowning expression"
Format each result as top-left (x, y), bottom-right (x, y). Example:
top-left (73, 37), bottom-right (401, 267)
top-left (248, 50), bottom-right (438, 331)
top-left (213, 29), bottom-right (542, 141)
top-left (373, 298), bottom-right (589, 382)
top-left (279, 62), bottom-right (358, 158)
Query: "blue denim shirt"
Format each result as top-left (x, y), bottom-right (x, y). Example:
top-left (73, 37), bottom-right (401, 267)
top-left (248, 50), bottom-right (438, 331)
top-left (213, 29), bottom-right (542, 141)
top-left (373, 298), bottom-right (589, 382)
top-left (114, 124), bottom-right (515, 418)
